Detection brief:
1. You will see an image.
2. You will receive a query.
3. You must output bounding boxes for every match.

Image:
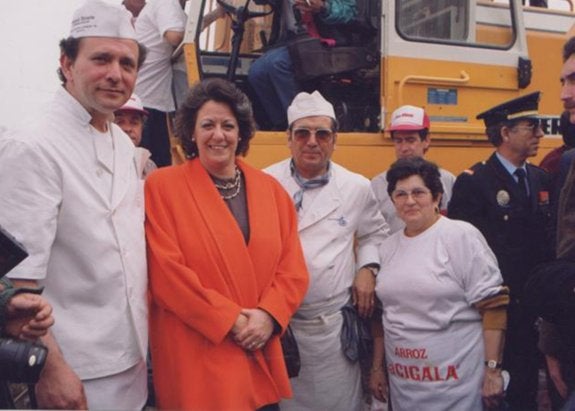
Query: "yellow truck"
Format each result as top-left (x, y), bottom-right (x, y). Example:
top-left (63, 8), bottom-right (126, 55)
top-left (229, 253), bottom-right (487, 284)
top-left (174, 0), bottom-right (574, 177)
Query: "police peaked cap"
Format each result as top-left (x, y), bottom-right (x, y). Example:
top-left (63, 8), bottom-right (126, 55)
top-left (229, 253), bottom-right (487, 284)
top-left (476, 91), bottom-right (541, 127)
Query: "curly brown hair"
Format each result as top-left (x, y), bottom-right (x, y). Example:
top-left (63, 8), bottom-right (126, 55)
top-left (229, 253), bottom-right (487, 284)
top-left (175, 78), bottom-right (256, 159)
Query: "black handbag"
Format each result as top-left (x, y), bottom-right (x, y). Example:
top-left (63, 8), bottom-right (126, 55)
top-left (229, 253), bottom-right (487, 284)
top-left (340, 303), bottom-right (372, 362)
top-left (280, 325), bottom-right (301, 378)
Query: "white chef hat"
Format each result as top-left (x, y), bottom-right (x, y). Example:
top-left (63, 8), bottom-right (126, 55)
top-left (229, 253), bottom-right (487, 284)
top-left (70, 0), bottom-right (136, 40)
top-left (287, 91), bottom-right (336, 126)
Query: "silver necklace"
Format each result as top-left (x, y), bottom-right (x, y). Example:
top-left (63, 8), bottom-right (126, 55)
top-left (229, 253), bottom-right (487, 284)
top-left (213, 167), bottom-right (242, 200)
top-left (213, 167), bottom-right (240, 190)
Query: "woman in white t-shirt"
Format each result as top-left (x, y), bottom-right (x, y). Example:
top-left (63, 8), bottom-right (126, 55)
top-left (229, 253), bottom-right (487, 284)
top-left (369, 157), bottom-right (509, 411)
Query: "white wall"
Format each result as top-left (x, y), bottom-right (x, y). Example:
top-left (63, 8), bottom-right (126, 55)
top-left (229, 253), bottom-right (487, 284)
top-left (0, 0), bottom-right (120, 131)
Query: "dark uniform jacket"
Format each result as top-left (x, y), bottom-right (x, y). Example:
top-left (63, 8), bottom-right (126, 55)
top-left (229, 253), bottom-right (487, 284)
top-left (557, 151), bottom-right (575, 260)
top-left (448, 152), bottom-right (554, 299)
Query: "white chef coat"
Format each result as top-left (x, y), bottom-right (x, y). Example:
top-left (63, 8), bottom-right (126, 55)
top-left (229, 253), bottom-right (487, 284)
top-left (266, 159), bottom-right (389, 306)
top-left (376, 216), bottom-right (504, 411)
top-left (266, 159), bottom-right (389, 411)
top-left (135, 0), bottom-right (187, 112)
top-left (0, 88), bottom-right (148, 381)
top-left (371, 167), bottom-right (455, 234)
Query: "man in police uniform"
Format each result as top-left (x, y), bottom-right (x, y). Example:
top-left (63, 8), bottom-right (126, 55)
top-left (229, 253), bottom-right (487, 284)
top-left (448, 91), bottom-right (554, 411)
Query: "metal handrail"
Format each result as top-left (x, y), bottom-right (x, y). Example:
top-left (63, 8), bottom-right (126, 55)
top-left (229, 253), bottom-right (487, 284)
top-left (398, 71), bottom-right (470, 105)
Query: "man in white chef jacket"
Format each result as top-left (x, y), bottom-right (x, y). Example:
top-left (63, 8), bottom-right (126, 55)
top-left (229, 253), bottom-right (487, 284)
top-left (0, 1), bottom-right (149, 409)
top-left (265, 91), bottom-right (389, 411)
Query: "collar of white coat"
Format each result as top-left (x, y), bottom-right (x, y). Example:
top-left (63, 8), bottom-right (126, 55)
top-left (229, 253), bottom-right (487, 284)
top-left (286, 159), bottom-right (343, 231)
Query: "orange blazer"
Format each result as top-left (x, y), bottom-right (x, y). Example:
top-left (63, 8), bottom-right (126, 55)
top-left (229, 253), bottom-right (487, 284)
top-left (145, 158), bottom-right (309, 410)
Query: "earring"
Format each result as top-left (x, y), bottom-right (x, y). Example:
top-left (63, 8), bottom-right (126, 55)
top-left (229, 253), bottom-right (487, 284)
top-left (434, 206), bottom-right (440, 214)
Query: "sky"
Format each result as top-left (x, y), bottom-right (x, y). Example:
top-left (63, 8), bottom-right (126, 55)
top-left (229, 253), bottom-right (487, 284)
top-left (0, 0), bottom-right (119, 132)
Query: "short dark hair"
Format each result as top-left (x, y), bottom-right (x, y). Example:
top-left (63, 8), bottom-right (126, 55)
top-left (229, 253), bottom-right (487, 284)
top-left (57, 37), bottom-right (147, 84)
top-left (564, 37), bottom-right (575, 62)
top-left (386, 157), bottom-right (443, 202)
top-left (175, 78), bottom-right (255, 159)
top-left (486, 123), bottom-right (505, 147)
top-left (390, 128), bottom-right (429, 141)
top-left (485, 119), bottom-right (527, 147)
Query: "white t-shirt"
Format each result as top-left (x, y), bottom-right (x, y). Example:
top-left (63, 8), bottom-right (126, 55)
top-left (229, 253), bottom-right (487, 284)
top-left (135, 0), bottom-right (187, 112)
top-left (371, 167), bottom-right (455, 234)
top-left (375, 216), bottom-right (503, 411)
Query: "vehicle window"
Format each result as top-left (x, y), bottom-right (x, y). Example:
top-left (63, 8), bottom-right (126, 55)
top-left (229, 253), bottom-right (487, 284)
top-left (396, 0), bottom-right (515, 49)
top-left (199, 0), bottom-right (273, 54)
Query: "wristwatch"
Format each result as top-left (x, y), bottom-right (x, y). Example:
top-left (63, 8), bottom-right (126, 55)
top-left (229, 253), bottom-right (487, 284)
top-left (484, 360), bottom-right (502, 369)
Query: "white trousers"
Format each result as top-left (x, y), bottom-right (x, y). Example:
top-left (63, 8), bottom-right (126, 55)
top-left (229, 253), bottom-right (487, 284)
top-left (83, 359), bottom-right (147, 410)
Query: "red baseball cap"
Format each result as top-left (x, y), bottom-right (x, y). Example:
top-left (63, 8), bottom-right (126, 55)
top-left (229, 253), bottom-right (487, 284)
top-left (389, 105), bottom-right (430, 131)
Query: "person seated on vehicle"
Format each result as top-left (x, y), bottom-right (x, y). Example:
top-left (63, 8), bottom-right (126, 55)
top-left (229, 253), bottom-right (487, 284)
top-left (248, 0), bottom-right (357, 130)
top-left (114, 94), bottom-right (157, 179)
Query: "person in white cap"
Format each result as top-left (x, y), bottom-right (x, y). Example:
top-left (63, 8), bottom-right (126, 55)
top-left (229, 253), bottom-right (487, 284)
top-left (122, 0), bottom-right (146, 22)
top-left (371, 105), bottom-right (455, 234)
top-left (0, 1), bottom-right (149, 409)
top-left (265, 90), bottom-right (389, 411)
top-left (114, 94), bottom-right (157, 178)
top-left (134, 0), bottom-right (187, 168)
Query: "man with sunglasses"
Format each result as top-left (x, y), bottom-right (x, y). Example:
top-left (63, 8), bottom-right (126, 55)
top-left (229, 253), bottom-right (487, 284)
top-left (448, 92), bottom-right (554, 411)
top-left (371, 105), bottom-right (456, 234)
top-left (265, 91), bottom-right (388, 411)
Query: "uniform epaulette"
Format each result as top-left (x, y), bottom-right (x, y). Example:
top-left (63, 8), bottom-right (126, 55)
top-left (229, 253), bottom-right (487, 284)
top-left (464, 161), bottom-right (486, 175)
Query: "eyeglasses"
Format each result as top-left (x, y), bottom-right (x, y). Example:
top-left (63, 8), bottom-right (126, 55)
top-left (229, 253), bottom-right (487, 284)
top-left (391, 187), bottom-right (431, 202)
top-left (512, 119), bottom-right (542, 133)
top-left (292, 127), bottom-right (334, 143)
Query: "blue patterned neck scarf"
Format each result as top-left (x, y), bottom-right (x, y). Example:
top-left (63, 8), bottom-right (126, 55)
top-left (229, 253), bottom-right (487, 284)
top-left (290, 160), bottom-right (331, 211)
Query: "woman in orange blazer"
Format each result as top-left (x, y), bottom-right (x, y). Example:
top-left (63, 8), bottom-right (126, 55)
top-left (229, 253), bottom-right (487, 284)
top-left (145, 78), bottom-right (309, 410)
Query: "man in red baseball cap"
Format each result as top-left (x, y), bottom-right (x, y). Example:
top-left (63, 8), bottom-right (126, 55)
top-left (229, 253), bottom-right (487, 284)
top-left (371, 105), bottom-right (456, 233)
